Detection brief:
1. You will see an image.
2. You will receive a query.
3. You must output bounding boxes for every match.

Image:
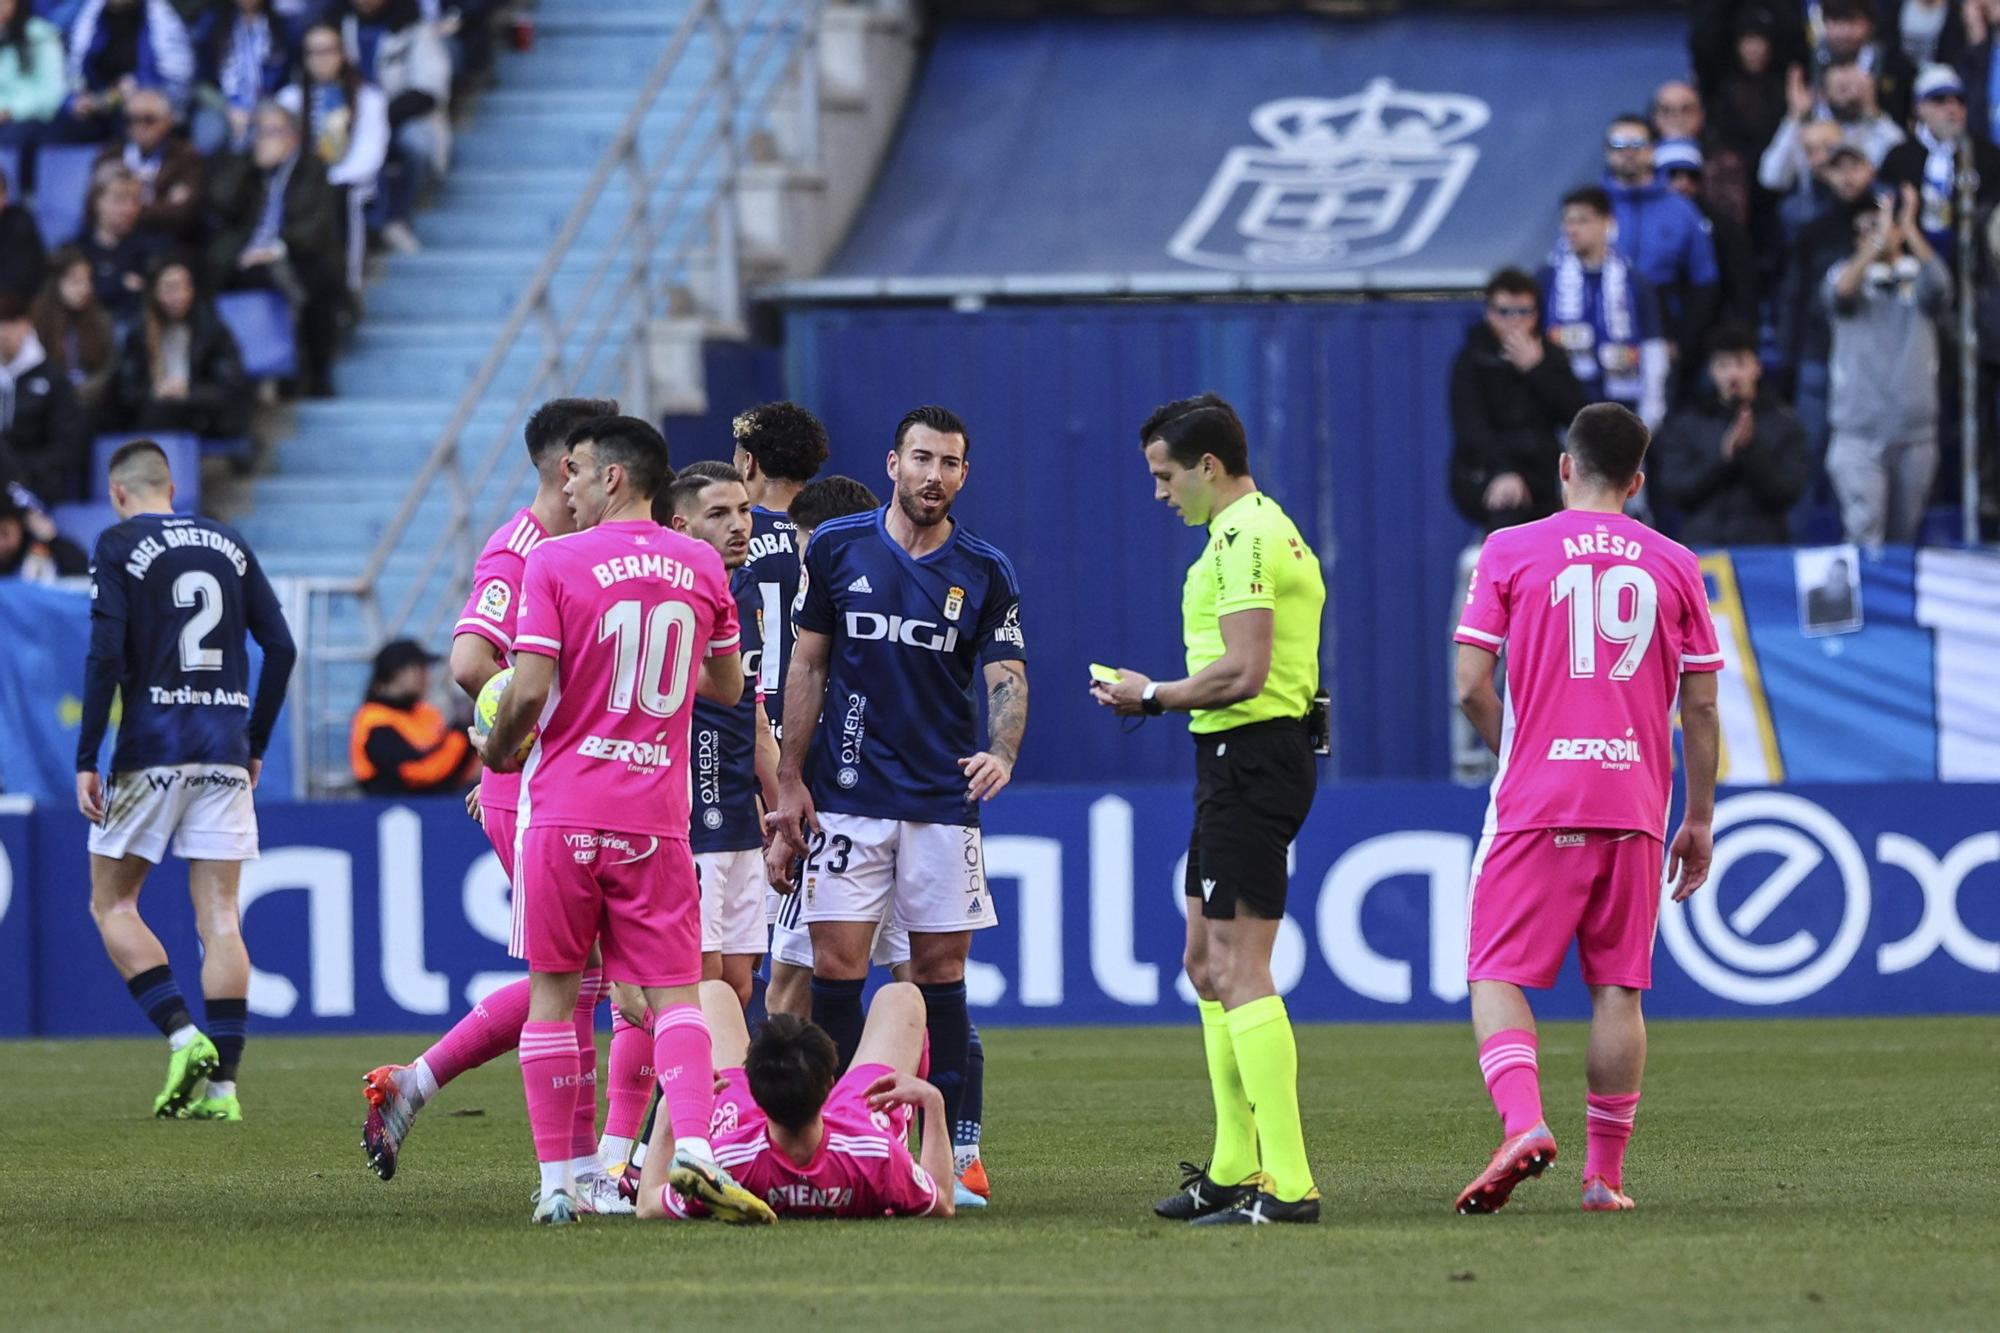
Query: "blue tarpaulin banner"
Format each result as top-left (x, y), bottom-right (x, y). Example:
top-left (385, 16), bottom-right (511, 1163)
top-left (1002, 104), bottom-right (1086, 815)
top-left (0, 582), bottom-right (296, 804)
top-left (811, 13), bottom-right (1685, 294)
top-left (1, 783), bottom-right (1992, 1036)
top-left (1701, 547), bottom-right (2000, 784)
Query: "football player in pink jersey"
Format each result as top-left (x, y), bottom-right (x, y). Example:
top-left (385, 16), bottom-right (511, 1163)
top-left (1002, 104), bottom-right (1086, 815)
top-left (478, 414), bottom-right (771, 1227)
top-left (361, 398), bottom-right (635, 1213)
top-left (635, 980), bottom-right (954, 1221)
top-left (1451, 403), bottom-right (1721, 1215)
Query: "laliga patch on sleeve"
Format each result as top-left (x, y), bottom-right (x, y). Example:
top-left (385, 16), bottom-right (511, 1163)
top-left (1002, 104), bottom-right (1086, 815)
top-left (477, 578), bottom-right (511, 623)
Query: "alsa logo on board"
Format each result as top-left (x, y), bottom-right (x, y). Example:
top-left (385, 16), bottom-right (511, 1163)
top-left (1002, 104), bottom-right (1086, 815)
top-left (1169, 81), bottom-right (1488, 272)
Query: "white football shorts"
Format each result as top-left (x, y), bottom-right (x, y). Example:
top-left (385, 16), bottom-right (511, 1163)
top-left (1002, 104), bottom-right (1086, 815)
top-left (88, 764), bottom-right (259, 864)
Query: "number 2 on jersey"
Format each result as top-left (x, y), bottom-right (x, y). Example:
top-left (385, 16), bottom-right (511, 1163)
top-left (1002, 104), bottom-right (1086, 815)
top-left (172, 570), bottom-right (224, 672)
top-left (598, 599), bottom-right (696, 716)
top-left (1552, 563), bottom-right (1658, 680)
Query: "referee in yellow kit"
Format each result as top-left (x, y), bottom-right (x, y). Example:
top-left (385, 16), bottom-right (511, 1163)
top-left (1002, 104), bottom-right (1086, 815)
top-left (1092, 392), bottom-right (1327, 1227)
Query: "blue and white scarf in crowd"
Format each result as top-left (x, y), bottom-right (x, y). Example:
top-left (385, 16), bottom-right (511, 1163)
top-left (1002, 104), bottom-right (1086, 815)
top-left (221, 14), bottom-right (274, 110)
top-left (1914, 123), bottom-right (1958, 247)
top-left (65, 0), bottom-right (195, 102)
top-left (1547, 243), bottom-right (1642, 406)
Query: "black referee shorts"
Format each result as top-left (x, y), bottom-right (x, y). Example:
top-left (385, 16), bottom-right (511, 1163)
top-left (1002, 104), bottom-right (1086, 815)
top-left (1183, 717), bottom-right (1317, 920)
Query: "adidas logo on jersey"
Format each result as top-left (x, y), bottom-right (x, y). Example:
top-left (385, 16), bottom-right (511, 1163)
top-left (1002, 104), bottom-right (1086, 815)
top-left (847, 575), bottom-right (873, 594)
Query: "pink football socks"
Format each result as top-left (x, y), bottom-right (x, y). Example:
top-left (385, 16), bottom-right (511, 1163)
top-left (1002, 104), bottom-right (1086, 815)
top-left (1478, 1029), bottom-right (1545, 1136)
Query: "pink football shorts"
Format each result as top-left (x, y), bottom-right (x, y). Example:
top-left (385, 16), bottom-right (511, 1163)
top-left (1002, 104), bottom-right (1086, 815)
top-left (483, 801), bottom-right (518, 879)
top-left (515, 826), bottom-right (701, 986)
top-left (1466, 828), bottom-right (1665, 990)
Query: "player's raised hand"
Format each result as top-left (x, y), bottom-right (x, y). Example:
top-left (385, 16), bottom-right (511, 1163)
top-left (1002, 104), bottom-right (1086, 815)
top-left (1668, 820), bottom-right (1713, 901)
top-left (76, 771), bottom-right (106, 823)
top-left (959, 751), bottom-right (1013, 802)
top-left (863, 1070), bottom-right (943, 1113)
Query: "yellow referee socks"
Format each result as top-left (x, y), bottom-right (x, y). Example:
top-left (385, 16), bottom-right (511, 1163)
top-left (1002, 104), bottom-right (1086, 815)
top-left (1199, 999), bottom-right (1260, 1185)
top-left (1226, 995), bottom-right (1315, 1202)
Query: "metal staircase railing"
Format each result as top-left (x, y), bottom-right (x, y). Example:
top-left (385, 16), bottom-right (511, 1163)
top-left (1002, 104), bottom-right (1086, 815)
top-left (295, 0), bottom-right (824, 797)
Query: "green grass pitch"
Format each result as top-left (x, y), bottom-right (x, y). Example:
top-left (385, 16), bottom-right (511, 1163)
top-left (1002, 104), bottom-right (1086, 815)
top-left (2, 1018), bottom-right (1994, 1330)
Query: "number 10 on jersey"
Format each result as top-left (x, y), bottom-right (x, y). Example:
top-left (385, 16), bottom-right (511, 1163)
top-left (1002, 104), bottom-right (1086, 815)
top-left (598, 599), bottom-right (696, 716)
top-left (1552, 563), bottom-right (1658, 681)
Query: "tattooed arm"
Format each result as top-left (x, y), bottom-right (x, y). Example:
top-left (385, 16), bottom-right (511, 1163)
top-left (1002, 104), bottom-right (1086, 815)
top-left (961, 659), bottom-right (1026, 802)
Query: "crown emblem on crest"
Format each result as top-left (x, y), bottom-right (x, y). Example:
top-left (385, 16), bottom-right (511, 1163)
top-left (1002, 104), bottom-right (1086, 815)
top-left (1169, 80), bottom-right (1491, 274)
top-left (1247, 82), bottom-right (1488, 157)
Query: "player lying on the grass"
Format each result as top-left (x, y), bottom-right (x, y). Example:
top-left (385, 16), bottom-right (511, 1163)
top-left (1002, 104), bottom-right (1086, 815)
top-left (1451, 402), bottom-right (1720, 1215)
top-left (361, 399), bottom-right (630, 1213)
top-left (78, 440), bottom-right (297, 1121)
top-left (635, 979), bottom-right (954, 1220)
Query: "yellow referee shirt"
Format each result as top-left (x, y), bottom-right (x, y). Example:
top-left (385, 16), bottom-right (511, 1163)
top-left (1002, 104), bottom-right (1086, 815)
top-left (1181, 491), bottom-right (1325, 735)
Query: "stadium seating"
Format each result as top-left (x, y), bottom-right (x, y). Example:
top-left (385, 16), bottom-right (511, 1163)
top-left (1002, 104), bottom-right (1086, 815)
top-left (31, 145), bottom-right (98, 247)
top-left (237, 0), bottom-right (798, 622)
top-left (92, 433), bottom-right (200, 514)
top-left (0, 144), bottom-right (20, 198)
top-left (216, 290), bottom-right (298, 382)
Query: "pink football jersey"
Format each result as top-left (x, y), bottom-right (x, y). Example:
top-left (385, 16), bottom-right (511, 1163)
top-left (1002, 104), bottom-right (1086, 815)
top-left (512, 520), bottom-right (739, 837)
top-left (455, 508), bottom-right (547, 813)
top-left (1454, 509), bottom-right (1722, 837)
top-left (667, 1098), bottom-right (940, 1220)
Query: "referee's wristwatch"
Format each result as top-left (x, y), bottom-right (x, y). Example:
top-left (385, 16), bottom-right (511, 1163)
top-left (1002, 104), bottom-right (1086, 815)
top-left (1141, 682), bottom-right (1165, 716)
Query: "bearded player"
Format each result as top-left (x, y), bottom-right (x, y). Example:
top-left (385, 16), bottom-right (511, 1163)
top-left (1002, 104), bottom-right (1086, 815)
top-left (1452, 403), bottom-right (1721, 1215)
top-left (360, 398), bottom-right (630, 1212)
top-left (766, 406), bottom-right (1027, 1210)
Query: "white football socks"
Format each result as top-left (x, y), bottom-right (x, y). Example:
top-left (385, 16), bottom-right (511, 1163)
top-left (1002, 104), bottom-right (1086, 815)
top-left (167, 1025), bottom-right (200, 1052)
top-left (405, 1059), bottom-right (440, 1109)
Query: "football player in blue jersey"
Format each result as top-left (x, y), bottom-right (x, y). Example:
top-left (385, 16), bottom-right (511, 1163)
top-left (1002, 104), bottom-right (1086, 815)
top-left (768, 406), bottom-right (1027, 1207)
top-left (75, 440), bottom-right (297, 1121)
top-left (728, 401), bottom-right (829, 737)
top-left (764, 475), bottom-right (898, 1022)
top-left (666, 461), bottom-right (780, 1007)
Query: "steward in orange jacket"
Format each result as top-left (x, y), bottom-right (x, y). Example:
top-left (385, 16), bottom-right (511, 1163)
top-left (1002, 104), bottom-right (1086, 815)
top-left (350, 639), bottom-right (478, 795)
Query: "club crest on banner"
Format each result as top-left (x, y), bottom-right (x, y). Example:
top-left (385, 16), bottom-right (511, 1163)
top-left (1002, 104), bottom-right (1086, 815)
top-left (1168, 80), bottom-right (1489, 272)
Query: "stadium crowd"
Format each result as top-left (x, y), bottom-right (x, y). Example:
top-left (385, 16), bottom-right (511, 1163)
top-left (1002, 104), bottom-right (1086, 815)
top-left (0, 0), bottom-right (490, 574)
top-left (1451, 0), bottom-right (2000, 550)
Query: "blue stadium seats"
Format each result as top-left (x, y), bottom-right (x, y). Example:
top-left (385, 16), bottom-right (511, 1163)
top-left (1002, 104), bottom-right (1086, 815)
top-left (91, 433), bottom-right (200, 514)
top-left (31, 145), bottom-right (99, 247)
top-left (0, 144), bottom-right (21, 199)
top-left (216, 290), bottom-right (297, 380)
top-left (49, 500), bottom-right (120, 555)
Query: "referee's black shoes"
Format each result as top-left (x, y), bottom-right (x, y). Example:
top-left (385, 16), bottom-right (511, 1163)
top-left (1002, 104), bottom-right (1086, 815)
top-left (1189, 1185), bottom-right (1323, 1227)
top-left (1154, 1162), bottom-right (1262, 1220)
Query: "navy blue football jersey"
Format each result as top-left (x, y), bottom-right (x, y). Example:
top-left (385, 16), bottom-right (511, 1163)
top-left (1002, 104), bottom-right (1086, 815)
top-left (795, 507), bottom-right (1025, 827)
top-left (691, 568), bottom-right (764, 854)
top-left (743, 506), bottom-right (800, 737)
top-left (78, 514), bottom-right (296, 773)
